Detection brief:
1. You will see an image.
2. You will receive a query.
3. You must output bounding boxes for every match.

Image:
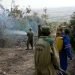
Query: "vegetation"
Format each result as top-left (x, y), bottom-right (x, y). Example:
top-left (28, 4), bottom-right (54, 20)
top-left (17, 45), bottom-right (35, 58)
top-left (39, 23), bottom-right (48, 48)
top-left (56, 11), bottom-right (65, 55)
top-left (70, 12), bottom-right (75, 50)
top-left (70, 12), bottom-right (75, 26)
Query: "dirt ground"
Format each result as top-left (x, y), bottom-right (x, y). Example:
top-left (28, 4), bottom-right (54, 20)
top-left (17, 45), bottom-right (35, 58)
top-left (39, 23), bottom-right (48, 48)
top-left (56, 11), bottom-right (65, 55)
top-left (67, 52), bottom-right (75, 75)
top-left (0, 48), bottom-right (75, 75)
top-left (0, 48), bottom-right (35, 75)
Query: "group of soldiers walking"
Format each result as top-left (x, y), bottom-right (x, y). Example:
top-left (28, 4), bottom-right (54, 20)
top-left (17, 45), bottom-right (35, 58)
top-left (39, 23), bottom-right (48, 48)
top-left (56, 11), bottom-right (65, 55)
top-left (34, 25), bottom-right (72, 75)
top-left (0, 23), bottom-right (73, 75)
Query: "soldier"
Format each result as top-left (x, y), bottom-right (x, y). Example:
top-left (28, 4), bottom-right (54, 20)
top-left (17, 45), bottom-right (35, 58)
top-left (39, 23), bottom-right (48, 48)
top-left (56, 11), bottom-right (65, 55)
top-left (34, 26), bottom-right (63, 75)
top-left (38, 25), bottom-right (42, 38)
top-left (59, 29), bottom-right (72, 75)
top-left (26, 28), bottom-right (33, 50)
top-left (55, 31), bottom-right (63, 53)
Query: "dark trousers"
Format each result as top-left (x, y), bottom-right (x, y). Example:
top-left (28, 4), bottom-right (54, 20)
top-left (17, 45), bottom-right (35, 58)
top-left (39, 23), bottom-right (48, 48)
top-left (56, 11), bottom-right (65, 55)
top-left (27, 40), bottom-right (33, 49)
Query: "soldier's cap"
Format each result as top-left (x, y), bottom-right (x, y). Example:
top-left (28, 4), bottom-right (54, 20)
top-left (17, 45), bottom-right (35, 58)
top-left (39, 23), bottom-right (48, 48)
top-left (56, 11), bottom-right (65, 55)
top-left (41, 26), bottom-right (50, 36)
top-left (41, 26), bottom-right (50, 31)
top-left (29, 28), bottom-right (32, 30)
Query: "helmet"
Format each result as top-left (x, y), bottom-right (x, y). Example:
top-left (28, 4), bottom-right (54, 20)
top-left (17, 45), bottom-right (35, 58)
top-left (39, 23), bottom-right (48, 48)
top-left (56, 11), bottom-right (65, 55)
top-left (41, 26), bottom-right (50, 36)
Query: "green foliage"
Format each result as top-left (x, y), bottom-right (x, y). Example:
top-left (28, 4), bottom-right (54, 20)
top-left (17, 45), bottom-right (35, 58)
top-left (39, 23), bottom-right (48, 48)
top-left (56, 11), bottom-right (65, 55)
top-left (70, 12), bottom-right (75, 25)
top-left (70, 19), bottom-right (75, 25)
top-left (70, 12), bottom-right (75, 50)
top-left (9, 6), bottom-right (23, 18)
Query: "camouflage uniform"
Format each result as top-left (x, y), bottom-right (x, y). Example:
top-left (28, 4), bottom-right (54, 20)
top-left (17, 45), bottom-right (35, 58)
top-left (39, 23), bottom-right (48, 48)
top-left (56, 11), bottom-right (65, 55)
top-left (26, 28), bottom-right (33, 49)
top-left (35, 26), bottom-right (60, 75)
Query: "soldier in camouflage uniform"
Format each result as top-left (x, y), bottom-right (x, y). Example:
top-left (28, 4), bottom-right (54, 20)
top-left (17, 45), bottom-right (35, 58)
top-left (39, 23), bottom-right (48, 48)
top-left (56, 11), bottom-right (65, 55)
top-left (35, 26), bottom-right (62, 75)
top-left (26, 28), bottom-right (33, 50)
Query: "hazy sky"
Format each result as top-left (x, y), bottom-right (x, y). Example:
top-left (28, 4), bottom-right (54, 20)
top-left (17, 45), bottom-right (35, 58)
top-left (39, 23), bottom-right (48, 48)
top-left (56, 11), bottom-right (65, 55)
top-left (0, 0), bottom-right (75, 9)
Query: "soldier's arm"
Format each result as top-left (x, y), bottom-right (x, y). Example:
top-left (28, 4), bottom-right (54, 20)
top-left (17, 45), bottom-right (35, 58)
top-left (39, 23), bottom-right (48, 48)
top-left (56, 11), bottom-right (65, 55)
top-left (64, 37), bottom-right (72, 60)
top-left (50, 42), bottom-right (60, 70)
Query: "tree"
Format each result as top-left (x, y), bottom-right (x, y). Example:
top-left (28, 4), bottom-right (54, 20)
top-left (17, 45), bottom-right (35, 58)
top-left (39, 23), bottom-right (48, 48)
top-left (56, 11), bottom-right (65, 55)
top-left (70, 12), bottom-right (75, 50)
top-left (26, 6), bottom-right (31, 14)
top-left (0, 4), bottom-right (5, 10)
top-left (43, 8), bottom-right (48, 24)
top-left (70, 12), bottom-right (75, 32)
top-left (41, 8), bottom-right (49, 25)
top-left (70, 12), bottom-right (75, 26)
top-left (9, 5), bottom-right (23, 18)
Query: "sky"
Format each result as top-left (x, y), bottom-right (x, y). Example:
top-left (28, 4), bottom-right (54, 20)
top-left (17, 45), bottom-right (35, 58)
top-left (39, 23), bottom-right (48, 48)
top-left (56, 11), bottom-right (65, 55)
top-left (0, 0), bottom-right (75, 9)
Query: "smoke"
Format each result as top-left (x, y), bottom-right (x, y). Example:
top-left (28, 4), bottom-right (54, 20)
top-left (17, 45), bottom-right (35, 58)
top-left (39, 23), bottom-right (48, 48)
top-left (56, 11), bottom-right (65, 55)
top-left (0, 8), bottom-right (42, 47)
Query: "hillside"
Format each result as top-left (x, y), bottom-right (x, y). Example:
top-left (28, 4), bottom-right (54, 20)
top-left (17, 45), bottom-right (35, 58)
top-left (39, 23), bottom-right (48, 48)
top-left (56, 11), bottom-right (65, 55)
top-left (33, 7), bottom-right (75, 22)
